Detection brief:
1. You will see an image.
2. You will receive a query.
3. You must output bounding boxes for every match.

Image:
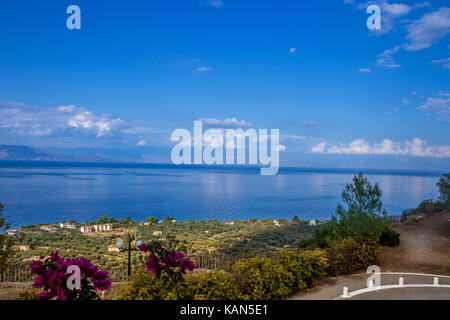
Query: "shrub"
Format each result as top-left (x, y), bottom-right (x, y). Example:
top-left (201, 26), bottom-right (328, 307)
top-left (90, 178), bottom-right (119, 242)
top-left (379, 228), bottom-right (400, 247)
top-left (297, 237), bottom-right (317, 249)
top-left (0, 203), bottom-right (17, 278)
top-left (326, 237), bottom-right (358, 276)
top-left (278, 248), bottom-right (328, 291)
top-left (417, 199), bottom-right (435, 214)
top-left (326, 235), bottom-right (380, 276)
top-left (437, 173), bottom-right (449, 209)
top-left (433, 201), bottom-right (447, 213)
top-left (117, 267), bottom-right (174, 300)
top-left (16, 288), bottom-right (38, 300)
top-left (351, 235), bottom-right (381, 271)
top-left (185, 271), bottom-right (241, 300)
top-left (233, 255), bottom-right (294, 300)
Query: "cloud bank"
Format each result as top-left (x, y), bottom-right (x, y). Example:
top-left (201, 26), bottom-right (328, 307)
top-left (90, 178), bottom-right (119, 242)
top-left (311, 138), bottom-right (450, 158)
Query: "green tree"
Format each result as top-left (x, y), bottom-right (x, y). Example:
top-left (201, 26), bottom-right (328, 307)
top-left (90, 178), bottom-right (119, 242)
top-left (146, 216), bottom-right (158, 225)
top-left (0, 203), bottom-right (17, 280)
top-left (437, 173), bottom-right (450, 208)
top-left (316, 172), bottom-right (390, 247)
top-left (98, 216), bottom-right (107, 224)
top-left (125, 216), bottom-right (133, 223)
top-left (162, 216), bottom-right (174, 223)
top-left (293, 215), bottom-right (300, 223)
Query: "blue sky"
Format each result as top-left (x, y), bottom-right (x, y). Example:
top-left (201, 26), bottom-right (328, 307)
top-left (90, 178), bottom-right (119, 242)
top-left (0, 0), bottom-right (449, 170)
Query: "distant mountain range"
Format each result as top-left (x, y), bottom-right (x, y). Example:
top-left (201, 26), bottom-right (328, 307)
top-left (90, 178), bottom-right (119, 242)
top-left (0, 145), bottom-right (102, 162)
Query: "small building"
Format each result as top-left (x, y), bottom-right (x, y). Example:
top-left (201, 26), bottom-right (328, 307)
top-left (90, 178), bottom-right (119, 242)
top-left (7, 229), bottom-right (20, 236)
top-left (108, 245), bottom-right (120, 252)
top-left (40, 225), bottom-right (57, 232)
top-left (81, 224), bottom-right (111, 233)
top-left (225, 221), bottom-right (235, 226)
top-left (273, 220), bottom-right (280, 226)
top-left (153, 231), bottom-right (163, 236)
top-left (309, 219), bottom-right (317, 226)
top-left (80, 226), bottom-right (95, 233)
top-left (171, 219), bottom-right (177, 223)
top-left (59, 222), bottom-right (76, 229)
top-left (13, 245), bottom-right (30, 251)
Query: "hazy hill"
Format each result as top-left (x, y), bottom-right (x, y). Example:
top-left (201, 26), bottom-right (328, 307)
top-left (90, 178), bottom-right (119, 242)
top-left (0, 145), bottom-right (98, 161)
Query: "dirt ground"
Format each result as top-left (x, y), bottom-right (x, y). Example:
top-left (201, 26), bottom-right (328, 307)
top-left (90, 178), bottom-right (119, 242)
top-left (0, 282), bottom-right (124, 300)
top-left (291, 211), bottom-right (450, 300)
top-left (380, 211), bottom-right (450, 275)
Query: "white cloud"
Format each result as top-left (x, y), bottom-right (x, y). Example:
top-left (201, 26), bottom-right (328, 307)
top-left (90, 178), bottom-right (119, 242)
top-left (278, 144), bottom-right (286, 152)
top-left (67, 110), bottom-right (124, 137)
top-left (417, 96), bottom-right (450, 121)
top-left (194, 66), bottom-right (214, 75)
top-left (430, 57), bottom-right (450, 69)
top-left (197, 117), bottom-right (252, 127)
top-left (311, 138), bottom-right (450, 158)
top-left (204, 0), bottom-right (223, 8)
top-left (280, 134), bottom-right (308, 141)
top-left (371, 7), bottom-right (449, 68)
top-left (375, 46), bottom-right (401, 68)
top-left (405, 7), bottom-right (450, 51)
top-left (381, 2), bottom-right (413, 17)
top-left (289, 48), bottom-right (296, 54)
top-left (0, 100), bottom-right (156, 145)
top-left (57, 105), bottom-right (76, 113)
top-left (137, 139), bottom-right (147, 146)
top-left (348, 1), bottom-right (431, 34)
top-left (311, 142), bottom-right (325, 153)
top-left (359, 68), bottom-right (371, 73)
top-left (401, 98), bottom-right (410, 104)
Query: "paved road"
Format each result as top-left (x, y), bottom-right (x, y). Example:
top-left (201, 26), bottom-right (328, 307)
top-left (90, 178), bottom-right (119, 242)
top-left (291, 273), bottom-right (450, 300)
top-left (344, 287), bottom-right (450, 300)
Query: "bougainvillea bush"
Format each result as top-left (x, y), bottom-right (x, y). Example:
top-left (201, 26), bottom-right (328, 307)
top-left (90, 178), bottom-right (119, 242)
top-left (137, 241), bottom-right (196, 294)
top-left (30, 251), bottom-right (111, 300)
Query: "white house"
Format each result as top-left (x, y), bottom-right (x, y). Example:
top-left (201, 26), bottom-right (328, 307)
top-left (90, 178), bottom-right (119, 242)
top-left (82, 224), bottom-right (112, 233)
top-left (108, 245), bottom-right (120, 252)
top-left (309, 219), bottom-right (317, 226)
top-left (80, 226), bottom-right (95, 233)
top-left (59, 222), bottom-right (76, 229)
top-left (40, 225), bottom-right (57, 232)
top-left (7, 229), bottom-right (20, 236)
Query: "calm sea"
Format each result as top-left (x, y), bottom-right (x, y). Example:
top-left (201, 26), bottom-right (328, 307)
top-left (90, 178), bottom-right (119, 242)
top-left (0, 161), bottom-right (443, 228)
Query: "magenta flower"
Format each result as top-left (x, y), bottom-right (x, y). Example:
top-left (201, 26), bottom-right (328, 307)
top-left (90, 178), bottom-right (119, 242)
top-left (29, 251), bottom-right (111, 300)
top-left (138, 241), bottom-right (196, 278)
